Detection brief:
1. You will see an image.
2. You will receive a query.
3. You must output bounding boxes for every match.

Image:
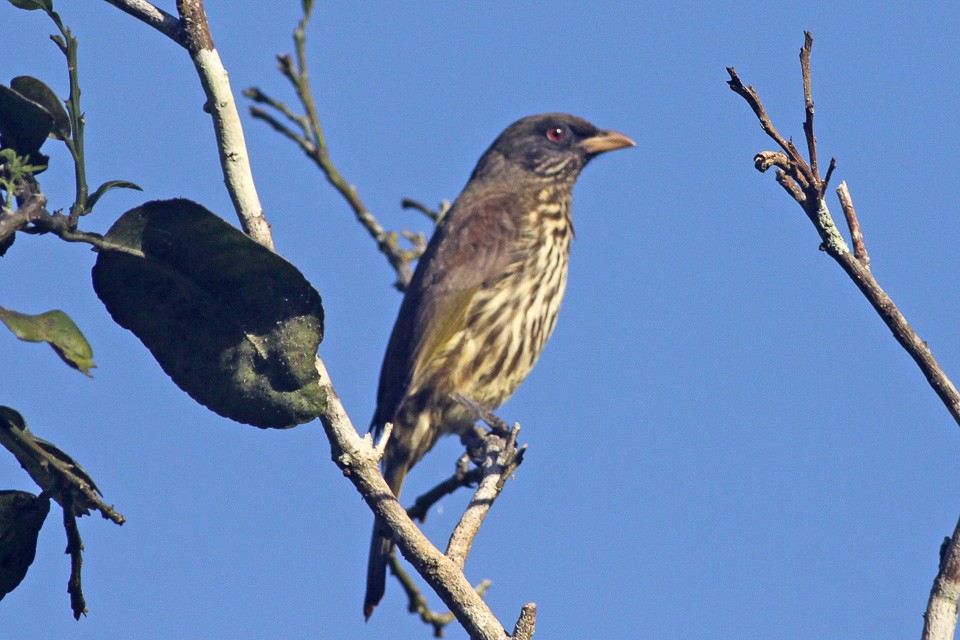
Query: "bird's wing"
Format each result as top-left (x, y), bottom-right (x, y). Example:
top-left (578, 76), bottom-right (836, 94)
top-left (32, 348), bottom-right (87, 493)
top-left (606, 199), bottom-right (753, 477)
top-left (372, 188), bottom-right (526, 430)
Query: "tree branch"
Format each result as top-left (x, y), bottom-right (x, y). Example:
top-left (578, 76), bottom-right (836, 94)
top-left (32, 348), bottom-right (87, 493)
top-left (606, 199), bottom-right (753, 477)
top-left (729, 31), bottom-right (960, 639)
top-left (106, 4), bottom-right (527, 635)
top-left (406, 460), bottom-right (483, 523)
top-left (243, 4), bottom-right (427, 289)
top-left (923, 516), bottom-right (960, 640)
top-left (0, 409), bottom-right (125, 525)
top-left (728, 37), bottom-right (960, 426)
top-left (389, 552), bottom-right (492, 638)
top-left (103, 0), bottom-right (273, 249)
top-left (836, 180), bottom-right (868, 264)
top-left (313, 358), bottom-right (518, 640)
top-left (62, 501), bottom-right (87, 619)
top-left (101, 0), bottom-right (181, 41)
top-left (446, 423), bottom-right (525, 570)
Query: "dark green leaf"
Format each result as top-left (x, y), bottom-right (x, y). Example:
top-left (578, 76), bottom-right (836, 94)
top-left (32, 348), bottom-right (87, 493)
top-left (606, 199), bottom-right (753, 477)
top-left (0, 406), bottom-right (27, 431)
top-left (0, 490), bottom-right (50, 600)
top-left (0, 307), bottom-right (95, 375)
top-left (92, 199), bottom-right (325, 429)
top-left (85, 179), bottom-right (143, 213)
top-left (0, 84), bottom-right (52, 160)
top-left (10, 76), bottom-right (69, 140)
top-left (0, 231), bottom-right (14, 257)
top-left (6, 0), bottom-right (53, 11)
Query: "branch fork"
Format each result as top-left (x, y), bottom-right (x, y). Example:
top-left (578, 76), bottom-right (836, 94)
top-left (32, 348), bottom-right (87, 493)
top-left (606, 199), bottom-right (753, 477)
top-left (729, 30), bottom-right (960, 640)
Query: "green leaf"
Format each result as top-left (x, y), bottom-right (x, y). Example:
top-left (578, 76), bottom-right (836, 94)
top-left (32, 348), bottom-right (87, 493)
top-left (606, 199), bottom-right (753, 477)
top-left (6, 0), bottom-right (53, 11)
top-left (92, 199), bottom-right (325, 429)
top-left (10, 76), bottom-right (69, 140)
top-left (0, 84), bottom-right (52, 162)
top-left (0, 489), bottom-right (50, 601)
top-left (0, 307), bottom-right (95, 375)
top-left (85, 179), bottom-right (143, 213)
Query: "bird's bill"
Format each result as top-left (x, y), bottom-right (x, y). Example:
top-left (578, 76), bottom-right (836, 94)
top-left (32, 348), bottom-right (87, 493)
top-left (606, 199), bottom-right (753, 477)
top-left (578, 129), bottom-right (636, 154)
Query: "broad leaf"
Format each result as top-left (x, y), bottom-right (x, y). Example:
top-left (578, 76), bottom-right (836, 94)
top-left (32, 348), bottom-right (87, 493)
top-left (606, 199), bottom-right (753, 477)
top-left (0, 307), bottom-right (95, 375)
top-left (92, 199), bottom-right (325, 429)
top-left (10, 76), bottom-right (69, 140)
top-left (0, 84), bottom-right (52, 162)
top-left (0, 490), bottom-right (50, 600)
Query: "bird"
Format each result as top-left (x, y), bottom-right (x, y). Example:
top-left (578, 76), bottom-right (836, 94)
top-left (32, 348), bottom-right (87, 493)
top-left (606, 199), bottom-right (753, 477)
top-left (364, 113), bottom-right (634, 618)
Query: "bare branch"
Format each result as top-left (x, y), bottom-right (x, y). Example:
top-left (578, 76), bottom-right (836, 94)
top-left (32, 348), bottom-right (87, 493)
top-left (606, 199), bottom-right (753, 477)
top-left (107, 0), bottom-right (274, 248)
top-left (923, 515), bottom-right (960, 640)
top-left (406, 460), bottom-right (483, 523)
top-left (389, 553), bottom-right (492, 638)
top-left (729, 34), bottom-right (960, 428)
top-left (402, 197), bottom-right (448, 223)
top-left (445, 424), bottom-right (525, 569)
top-left (800, 31), bottom-right (818, 177)
top-left (172, 0), bottom-right (273, 249)
top-left (0, 192), bottom-right (46, 244)
top-left (101, 0), bottom-right (181, 41)
top-left (0, 411), bottom-right (125, 525)
top-left (244, 7), bottom-right (425, 289)
top-left (511, 603), bottom-right (537, 640)
top-left (244, 87), bottom-right (310, 139)
top-left (822, 157), bottom-right (837, 194)
top-left (726, 67), bottom-right (809, 174)
top-left (62, 501), bottom-right (87, 619)
top-left (836, 181), bottom-right (868, 265)
top-left (247, 104), bottom-right (312, 150)
top-left (313, 357), bottom-right (514, 640)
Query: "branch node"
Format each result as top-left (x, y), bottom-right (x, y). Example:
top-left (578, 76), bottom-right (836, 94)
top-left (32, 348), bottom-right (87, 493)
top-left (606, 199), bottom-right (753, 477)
top-left (373, 422), bottom-right (393, 462)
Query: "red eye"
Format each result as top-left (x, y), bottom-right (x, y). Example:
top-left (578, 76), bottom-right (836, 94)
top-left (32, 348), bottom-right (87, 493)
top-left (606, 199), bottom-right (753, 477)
top-left (546, 126), bottom-right (565, 142)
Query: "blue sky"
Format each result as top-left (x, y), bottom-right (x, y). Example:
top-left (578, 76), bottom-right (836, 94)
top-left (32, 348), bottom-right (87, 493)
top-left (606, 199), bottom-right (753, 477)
top-left (2, 2), bottom-right (959, 638)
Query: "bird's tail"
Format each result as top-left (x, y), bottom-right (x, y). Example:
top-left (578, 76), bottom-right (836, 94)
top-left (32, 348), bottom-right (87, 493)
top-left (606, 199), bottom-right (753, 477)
top-left (363, 460), bottom-right (408, 620)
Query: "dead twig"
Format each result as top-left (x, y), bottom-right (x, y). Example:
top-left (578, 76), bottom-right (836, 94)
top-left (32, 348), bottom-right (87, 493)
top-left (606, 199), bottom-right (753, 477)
top-left (729, 31), bottom-right (960, 640)
top-left (243, 4), bottom-right (428, 290)
top-left (389, 552), bottom-right (491, 638)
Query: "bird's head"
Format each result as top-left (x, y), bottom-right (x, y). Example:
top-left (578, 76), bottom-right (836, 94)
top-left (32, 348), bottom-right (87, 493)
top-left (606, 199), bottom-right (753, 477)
top-left (469, 113), bottom-right (635, 184)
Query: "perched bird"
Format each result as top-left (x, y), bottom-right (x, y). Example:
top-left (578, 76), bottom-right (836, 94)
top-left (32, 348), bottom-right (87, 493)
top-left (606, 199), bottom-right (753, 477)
top-left (364, 113), bottom-right (634, 617)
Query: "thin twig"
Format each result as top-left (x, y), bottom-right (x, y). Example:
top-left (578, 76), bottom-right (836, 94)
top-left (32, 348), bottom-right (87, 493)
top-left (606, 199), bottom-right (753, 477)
top-left (389, 552), bottom-right (492, 638)
top-left (407, 464), bottom-right (484, 523)
top-left (244, 86), bottom-right (310, 138)
top-left (247, 104), bottom-right (311, 149)
top-left (0, 411), bottom-right (125, 524)
top-left (445, 423), bottom-right (525, 569)
top-left (402, 197), bottom-right (448, 223)
top-left (800, 31), bottom-right (818, 178)
top-left (243, 6), bottom-right (428, 289)
top-left (822, 157), bottom-right (837, 195)
top-left (62, 501), bottom-right (87, 619)
top-left (836, 181), bottom-right (868, 265)
top-left (730, 34), bottom-right (960, 639)
top-left (729, 33), bottom-right (960, 426)
top-left (726, 67), bottom-right (810, 175)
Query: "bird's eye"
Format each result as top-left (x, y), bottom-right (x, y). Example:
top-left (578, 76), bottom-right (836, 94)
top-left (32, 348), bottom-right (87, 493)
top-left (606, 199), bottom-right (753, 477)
top-left (546, 126), bottom-right (566, 142)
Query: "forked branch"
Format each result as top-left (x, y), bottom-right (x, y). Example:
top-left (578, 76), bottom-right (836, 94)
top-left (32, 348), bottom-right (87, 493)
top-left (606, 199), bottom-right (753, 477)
top-left (243, 2), bottom-right (428, 290)
top-left (728, 31), bottom-right (960, 640)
